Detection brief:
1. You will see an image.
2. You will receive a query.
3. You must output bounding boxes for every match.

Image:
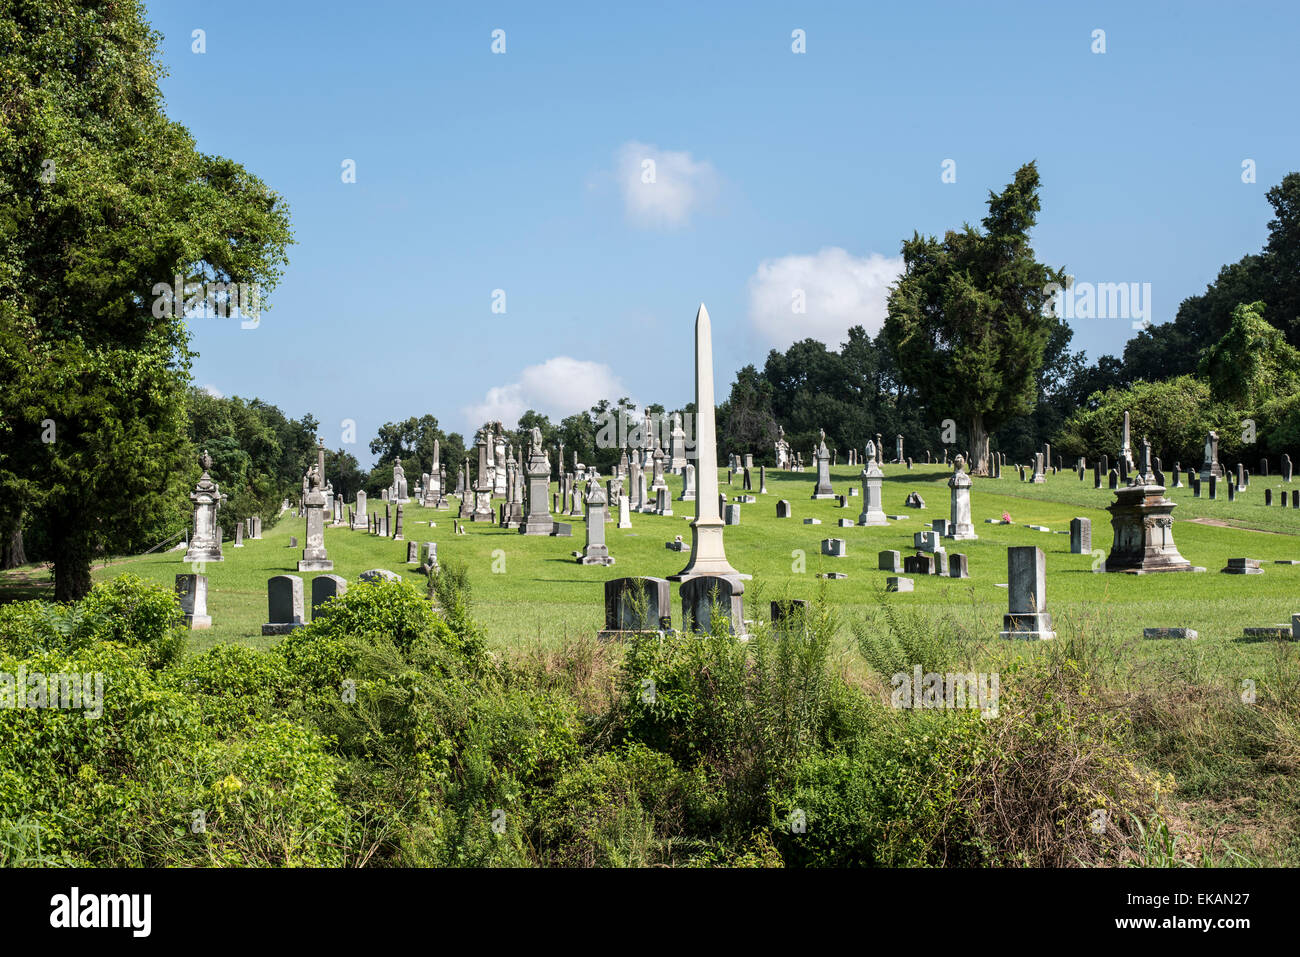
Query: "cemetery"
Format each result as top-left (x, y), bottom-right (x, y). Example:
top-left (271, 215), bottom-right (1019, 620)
top-left (1, 2), bottom-right (1298, 897)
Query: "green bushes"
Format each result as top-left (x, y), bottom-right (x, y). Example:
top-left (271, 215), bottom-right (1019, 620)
top-left (0, 569), bottom-right (1182, 868)
top-left (0, 573), bottom-right (185, 666)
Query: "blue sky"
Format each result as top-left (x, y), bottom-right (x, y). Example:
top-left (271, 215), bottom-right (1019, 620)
top-left (146, 0), bottom-right (1300, 465)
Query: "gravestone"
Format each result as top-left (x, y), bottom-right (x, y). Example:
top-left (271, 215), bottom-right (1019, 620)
top-left (1200, 429), bottom-right (1223, 481)
top-left (262, 575), bottom-right (306, 635)
top-left (821, 538), bottom-right (847, 557)
top-left (656, 487), bottom-right (674, 516)
top-left (298, 456), bottom-right (334, 573)
top-left (949, 553), bottom-right (969, 579)
top-left (1103, 452), bottom-right (1198, 573)
top-left (668, 413), bottom-right (688, 473)
top-left (1108, 469), bottom-right (1118, 490)
top-left (724, 504), bottom-right (741, 525)
top-left (1069, 517), bottom-right (1091, 554)
top-left (770, 599), bottom-right (810, 632)
top-left (406, 541), bottom-right (420, 563)
top-left (358, 568), bottom-right (401, 583)
top-left (1221, 558), bottom-right (1263, 575)
top-left (878, 550), bottom-right (902, 572)
top-left (601, 577), bottom-right (672, 637)
top-left (759, 466), bottom-right (768, 494)
top-left (1119, 410), bottom-right (1134, 472)
top-left (669, 304), bottom-right (747, 583)
top-left (945, 454), bottom-right (977, 540)
top-left (887, 577), bottom-right (913, 592)
top-left (1031, 452), bottom-right (1045, 484)
top-left (520, 429), bottom-right (556, 535)
top-left (233, 523), bottom-right (244, 548)
top-left (857, 439), bottom-right (888, 526)
top-left (578, 471), bottom-right (615, 566)
top-left (680, 574), bottom-right (747, 638)
top-left (999, 547), bottom-right (1055, 640)
top-left (776, 500), bottom-right (792, 518)
top-left (311, 574), bottom-right (347, 618)
top-left (1286, 454), bottom-right (1294, 483)
top-left (811, 429), bottom-right (836, 499)
top-left (1266, 489), bottom-right (1274, 505)
top-left (183, 450), bottom-right (226, 564)
top-left (175, 573), bottom-right (211, 629)
top-left (680, 463), bottom-right (697, 501)
top-left (618, 492), bottom-right (632, 528)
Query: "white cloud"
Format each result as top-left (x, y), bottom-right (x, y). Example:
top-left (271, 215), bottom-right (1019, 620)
top-left (201, 384), bottom-right (224, 398)
top-left (615, 140), bottom-right (717, 229)
top-left (462, 357), bottom-right (630, 429)
top-left (747, 247), bottom-right (904, 348)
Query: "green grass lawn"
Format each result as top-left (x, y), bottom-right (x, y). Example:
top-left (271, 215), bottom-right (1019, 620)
top-left (7, 463), bottom-right (1300, 684)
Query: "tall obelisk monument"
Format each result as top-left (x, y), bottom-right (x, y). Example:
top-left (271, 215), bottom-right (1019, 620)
top-left (670, 304), bottom-right (746, 582)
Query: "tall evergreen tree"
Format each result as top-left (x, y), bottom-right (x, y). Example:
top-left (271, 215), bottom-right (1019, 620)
top-left (884, 162), bottom-right (1064, 475)
top-left (0, 1), bottom-right (293, 597)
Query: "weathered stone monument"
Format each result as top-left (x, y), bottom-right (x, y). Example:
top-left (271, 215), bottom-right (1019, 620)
top-left (600, 577), bottom-right (671, 638)
top-left (668, 412), bottom-right (688, 473)
top-left (578, 471), bottom-right (615, 566)
top-left (811, 429), bottom-right (835, 499)
top-left (389, 457), bottom-right (409, 503)
top-left (183, 450), bottom-right (226, 564)
top-left (1069, 517), bottom-right (1092, 554)
top-left (1119, 410), bottom-right (1134, 472)
top-left (175, 573), bottom-right (211, 629)
top-left (1104, 437), bottom-right (1200, 574)
top-left (999, 547), bottom-right (1056, 640)
top-left (681, 575), bottom-right (747, 638)
top-left (945, 454), bottom-right (977, 540)
top-left (1200, 429), bottom-right (1223, 482)
top-left (297, 444), bottom-right (333, 571)
top-left (1031, 452), bottom-right (1045, 484)
top-left (857, 439), bottom-right (888, 526)
top-left (679, 463), bottom-right (696, 501)
top-left (310, 574), bottom-right (347, 618)
top-left (669, 304), bottom-right (748, 588)
top-left (262, 575), bottom-right (306, 635)
top-left (520, 427), bottom-right (556, 535)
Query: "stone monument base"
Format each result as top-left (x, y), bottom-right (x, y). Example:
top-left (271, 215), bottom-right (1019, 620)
top-left (999, 612), bottom-right (1056, 641)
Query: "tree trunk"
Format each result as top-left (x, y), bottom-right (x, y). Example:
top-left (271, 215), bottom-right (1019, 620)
top-left (0, 518), bottom-right (25, 570)
top-left (51, 525), bottom-right (93, 602)
top-left (969, 414), bottom-right (991, 476)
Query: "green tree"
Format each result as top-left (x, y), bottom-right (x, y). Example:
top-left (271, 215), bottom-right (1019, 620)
top-left (1053, 375), bottom-right (1238, 469)
top-left (884, 162), bottom-right (1065, 475)
top-left (718, 365), bottom-right (778, 460)
top-left (1199, 301), bottom-right (1300, 407)
top-left (0, 1), bottom-right (293, 597)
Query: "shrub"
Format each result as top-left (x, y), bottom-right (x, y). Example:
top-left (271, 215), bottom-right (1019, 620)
top-left (0, 574), bottom-right (184, 667)
top-left (163, 644), bottom-right (297, 738)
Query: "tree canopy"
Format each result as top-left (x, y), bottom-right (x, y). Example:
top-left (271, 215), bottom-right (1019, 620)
top-left (884, 162), bottom-right (1065, 475)
top-left (0, 0), bottom-right (293, 597)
